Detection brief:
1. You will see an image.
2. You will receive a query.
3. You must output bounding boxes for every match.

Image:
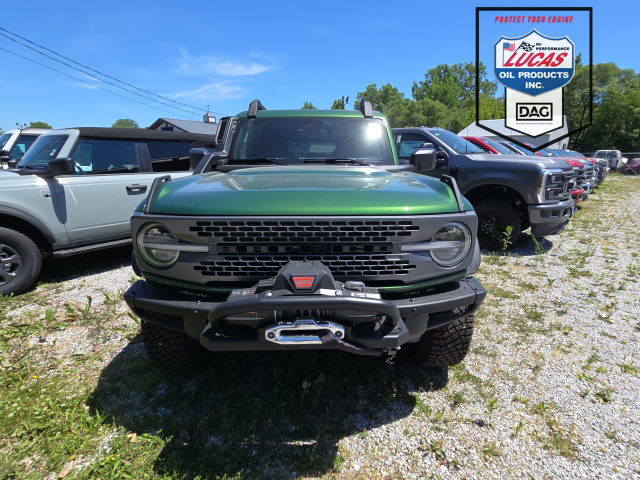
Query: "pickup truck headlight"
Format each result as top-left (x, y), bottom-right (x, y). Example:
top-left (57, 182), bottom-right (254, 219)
top-left (137, 223), bottom-right (180, 268)
top-left (429, 222), bottom-right (472, 267)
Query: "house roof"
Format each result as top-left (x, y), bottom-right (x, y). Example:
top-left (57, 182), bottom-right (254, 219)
top-left (149, 118), bottom-right (218, 135)
top-left (42, 127), bottom-right (215, 143)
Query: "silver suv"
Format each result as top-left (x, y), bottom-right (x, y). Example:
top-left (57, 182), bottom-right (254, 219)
top-left (0, 127), bottom-right (215, 295)
top-left (0, 128), bottom-right (49, 168)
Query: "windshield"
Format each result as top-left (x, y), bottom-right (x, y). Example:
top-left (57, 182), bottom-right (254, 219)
top-left (430, 130), bottom-right (483, 154)
top-left (0, 133), bottom-right (12, 149)
top-left (481, 138), bottom-right (513, 155)
top-left (538, 148), bottom-right (557, 156)
top-left (230, 117), bottom-right (393, 165)
top-left (17, 135), bottom-right (68, 170)
top-left (507, 143), bottom-right (537, 156)
top-left (10, 134), bottom-right (38, 161)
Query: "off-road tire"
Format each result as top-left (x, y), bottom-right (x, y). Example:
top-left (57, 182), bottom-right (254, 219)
top-left (141, 319), bottom-right (211, 370)
top-left (0, 227), bottom-right (42, 296)
top-left (474, 199), bottom-right (521, 251)
top-left (407, 309), bottom-right (475, 368)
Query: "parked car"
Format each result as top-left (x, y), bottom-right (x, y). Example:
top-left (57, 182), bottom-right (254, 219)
top-left (539, 149), bottom-right (593, 199)
top-left (124, 100), bottom-right (486, 370)
top-left (0, 127), bottom-right (215, 295)
top-left (563, 150), bottom-right (609, 186)
top-left (392, 127), bottom-right (575, 250)
top-left (461, 136), bottom-right (514, 155)
top-left (594, 150), bottom-right (622, 170)
top-left (0, 128), bottom-right (48, 168)
top-left (618, 158), bottom-right (640, 175)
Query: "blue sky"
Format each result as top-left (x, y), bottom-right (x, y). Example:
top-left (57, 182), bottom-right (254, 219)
top-left (0, 0), bottom-right (636, 130)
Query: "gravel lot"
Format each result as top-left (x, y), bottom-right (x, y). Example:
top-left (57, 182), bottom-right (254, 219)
top-left (1, 174), bottom-right (639, 479)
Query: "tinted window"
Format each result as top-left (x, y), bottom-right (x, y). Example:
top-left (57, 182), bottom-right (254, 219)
top-left (231, 117), bottom-right (393, 165)
top-left (395, 132), bottom-right (431, 159)
top-left (429, 130), bottom-right (484, 154)
top-left (10, 135), bottom-right (38, 160)
top-left (18, 135), bottom-right (68, 170)
top-left (146, 140), bottom-right (193, 172)
top-left (466, 139), bottom-right (491, 153)
top-left (507, 143), bottom-right (537, 156)
top-left (482, 138), bottom-right (513, 155)
top-left (0, 133), bottom-right (11, 149)
top-left (70, 138), bottom-right (139, 174)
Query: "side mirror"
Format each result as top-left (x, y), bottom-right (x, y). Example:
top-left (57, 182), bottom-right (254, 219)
top-left (409, 145), bottom-right (437, 172)
top-left (0, 150), bottom-right (9, 162)
top-left (48, 158), bottom-right (75, 176)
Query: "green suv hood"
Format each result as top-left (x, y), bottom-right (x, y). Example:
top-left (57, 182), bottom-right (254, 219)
top-left (147, 166), bottom-right (468, 216)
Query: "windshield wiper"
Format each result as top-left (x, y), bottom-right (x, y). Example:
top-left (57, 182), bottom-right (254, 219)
top-left (302, 158), bottom-right (372, 166)
top-left (235, 158), bottom-right (288, 165)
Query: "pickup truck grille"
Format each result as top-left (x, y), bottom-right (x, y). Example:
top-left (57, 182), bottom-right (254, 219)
top-left (544, 172), bottom-right (572, 201)
top-left (195, 254), bottom-right (416, 278)
top-left (188, 220), bottom-right (420, 243)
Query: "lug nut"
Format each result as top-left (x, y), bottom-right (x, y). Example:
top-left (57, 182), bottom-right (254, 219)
top-left (267, 332), bottom-right (276, 339)
top-left (335, 331), bottom-right (343, 338)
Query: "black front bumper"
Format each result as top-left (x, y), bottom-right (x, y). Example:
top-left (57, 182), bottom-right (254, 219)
top-left (125, 277), bottom-right (486, 354)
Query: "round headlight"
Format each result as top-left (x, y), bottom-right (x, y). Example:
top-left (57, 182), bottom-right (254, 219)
top-left (137, 223), bottom-right (180, 268)
top-left (430, 222), bottom-right (472, 268)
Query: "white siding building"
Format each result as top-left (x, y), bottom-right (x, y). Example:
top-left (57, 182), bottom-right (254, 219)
top-left (458, 117), bottom-right (569, 149)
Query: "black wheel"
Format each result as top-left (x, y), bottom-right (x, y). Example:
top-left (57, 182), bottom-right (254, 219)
top-left (405, 309), bottom-right (475, 368)
top-left (474, 200), bottom-right (521, 251)
top-left (0, 227), bottom-right (42, 296)
top-left (141, 319), bottom-right (211, 370)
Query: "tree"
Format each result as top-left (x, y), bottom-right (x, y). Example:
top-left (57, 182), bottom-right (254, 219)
top-left (301, 102), bottom-right (317, 110)
top-left (111, 118), bottom-right (140, 129)
top-left (331, 99), bottom-right (345, 109)
top-left (354, 84), bottom-right (405, 112)
top-left (28, 121), bottom-right (52, 129)
top-left (412, 62), bottom-right (497, 109)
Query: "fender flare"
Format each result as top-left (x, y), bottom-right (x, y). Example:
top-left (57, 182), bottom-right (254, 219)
top-left (0, 205), bottom-right (56, 245)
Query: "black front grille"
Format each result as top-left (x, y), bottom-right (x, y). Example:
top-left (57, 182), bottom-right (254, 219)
top-left (188, 220), bottom-right (420, 243)
top-left (195, 255), bottom-right (417, 278)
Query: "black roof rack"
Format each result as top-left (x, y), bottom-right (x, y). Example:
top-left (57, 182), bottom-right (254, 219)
top-left (247, 99), bottom-right (267, 118)
top-left (359, 99), bottom-right (373, 118)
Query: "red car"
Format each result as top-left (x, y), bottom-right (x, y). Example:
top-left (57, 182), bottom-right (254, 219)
top-left (462, 136), bottom-right (516, 155)
top-left (619, 158), bottom-right (640, 175)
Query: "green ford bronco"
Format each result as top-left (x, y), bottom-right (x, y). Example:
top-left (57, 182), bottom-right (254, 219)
top-left (124, 100), bottom-right (486, 369)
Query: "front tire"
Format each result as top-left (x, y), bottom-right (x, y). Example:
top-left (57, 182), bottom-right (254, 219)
top-left (474, 200), bottom-right (521, 251)
top-left (0, 227), bottom-right (42, 296)
top-left (407, 310), bottom-right (475, 368)
top-left (141, 319), bottom-right (211, 370)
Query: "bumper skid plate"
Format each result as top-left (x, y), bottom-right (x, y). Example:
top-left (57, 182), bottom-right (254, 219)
top-left (125, 260), bottom-right (486, 356)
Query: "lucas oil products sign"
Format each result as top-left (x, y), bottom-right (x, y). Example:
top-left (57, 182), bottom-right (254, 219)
top-left (495, 29), bottom-right (574, 137)
top-left (476, 7), bottom-right (593, 150)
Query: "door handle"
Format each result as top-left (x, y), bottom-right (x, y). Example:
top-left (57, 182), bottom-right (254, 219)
top-left (126, 184), bottom-right (148, 192)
